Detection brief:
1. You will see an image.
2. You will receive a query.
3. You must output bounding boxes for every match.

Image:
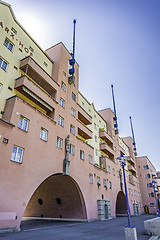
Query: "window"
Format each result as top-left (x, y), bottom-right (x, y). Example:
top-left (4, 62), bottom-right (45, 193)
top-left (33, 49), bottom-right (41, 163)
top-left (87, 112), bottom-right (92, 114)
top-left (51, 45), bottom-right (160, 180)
top-left (11, 27), bottom-right (17, 34)
top-left (97, 176), bottom-right (100, 184)
top-left (150, 203), bottom-right (155, 207)
top-left (89, 155), bottom-right (92, 164)
top-left (44, 61), bottom-right (48, 67)
top-left (0, 83), bottom-right (3, 92)
top-left (60, 98), bottom-right (65, 108)
top-left (72, 92), bottom-right (76, 101)
top-left (63, 71), bottom-right (66, 77)
top-left (145, 173), bottom-right (151, 178)
top-left (4, 38), bottom-right (14, 52)
top-left (0, 58), bottom-right (8, 71)
top-left (103, 179), bottom-right (106, 186)
top-left (11, 145), bottom-right (23, 163)
top-left (56, 137), bottom-right (63, 149)
top-left (80, 150), bottom-right (84, 160)
top-left (95, 135), bottom-right (97, 142)
top-left (148, 192), bottom-right (154, 198)
top-left (94, 123), bottom-right (97, 129)
top-left (147, 183), bottom-right (152, 188)
top-left (71, 107), bottom-right (75, 117)
top-left (29, 46), bottom-right (34, 53)
top-left (113, 168), bottom-right (115, 176)
top-left (70, 124), bottom-right (75, 135)
top-left (109, 181), bottom-right (112, 189)
top-left (70, 144), bottom-right (75, 155)
top-left (108, 165), bottom-right (111, 173)
top-left (18, 115), bottom-right (29, 132)
top-left (58, 116), bottom-right (64, 127)
top-left (143, 165), bottom-right (149, 170)
top-left (61, 81), bottom-right (66, 91)
top-left (95, 149), bottom-right (98, 156)
top-left (89, 174), bottom-right (93, 184)
top-left (40, 128), bottom-right (48, 141)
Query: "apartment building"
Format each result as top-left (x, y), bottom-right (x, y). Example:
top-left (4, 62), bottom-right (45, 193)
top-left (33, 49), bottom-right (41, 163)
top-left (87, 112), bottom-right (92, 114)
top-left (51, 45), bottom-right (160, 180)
top-left (136, 156), bottom-right (157, 214)
top-left (0, 1), bottom-right (156, 231)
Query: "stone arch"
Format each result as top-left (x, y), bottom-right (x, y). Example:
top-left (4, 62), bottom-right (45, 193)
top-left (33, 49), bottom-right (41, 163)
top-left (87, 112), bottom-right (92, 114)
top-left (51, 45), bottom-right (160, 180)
top-left (116, 191), bottom-right (127, 216)
top-left (23, 174), bottom-right (87, 220)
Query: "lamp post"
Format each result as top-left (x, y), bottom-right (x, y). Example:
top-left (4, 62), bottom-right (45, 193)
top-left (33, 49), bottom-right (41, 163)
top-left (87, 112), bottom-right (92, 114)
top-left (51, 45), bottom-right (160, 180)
top-left (117, 153), bottom-right (137, 240)
top-left (152, 180), bottom-right (160, 217)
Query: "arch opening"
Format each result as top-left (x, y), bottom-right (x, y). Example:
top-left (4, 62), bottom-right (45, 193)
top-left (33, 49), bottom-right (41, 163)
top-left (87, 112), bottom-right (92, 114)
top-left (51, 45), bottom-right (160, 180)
top-left (116, 191), bottom-right (127, 217)
top-left (23, 174), bottom-right (87, 220)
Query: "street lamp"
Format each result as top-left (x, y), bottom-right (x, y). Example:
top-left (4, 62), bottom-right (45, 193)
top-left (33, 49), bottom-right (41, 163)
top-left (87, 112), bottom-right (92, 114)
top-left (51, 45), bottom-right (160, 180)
top-left (117, 153), bottom-right (137, 240)
top-left (152, 180), bottom-right (160, 217)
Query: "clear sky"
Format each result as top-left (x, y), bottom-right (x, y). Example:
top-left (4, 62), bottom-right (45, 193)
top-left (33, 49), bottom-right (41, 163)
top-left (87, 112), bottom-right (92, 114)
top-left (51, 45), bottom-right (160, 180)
top-left (5, 0), bottom-right (160, 170)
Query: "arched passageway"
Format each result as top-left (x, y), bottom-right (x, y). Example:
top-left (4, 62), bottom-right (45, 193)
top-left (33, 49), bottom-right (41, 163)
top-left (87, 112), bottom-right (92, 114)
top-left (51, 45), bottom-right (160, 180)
top-left (116, 191), bottom-right (127, 217)
top-left (23, 174), bottom-right (87, 219)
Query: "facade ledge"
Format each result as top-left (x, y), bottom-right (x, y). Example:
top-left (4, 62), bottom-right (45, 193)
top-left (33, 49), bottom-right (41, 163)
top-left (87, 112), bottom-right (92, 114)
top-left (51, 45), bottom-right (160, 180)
top-left (20, 56), bottom-right (59, 86)
top-left (6, 95), bottom-right (57, 124)
top-left (76, 136), bottom-right (94, 149)
top-left (0, 118), bottom-right (15, 127)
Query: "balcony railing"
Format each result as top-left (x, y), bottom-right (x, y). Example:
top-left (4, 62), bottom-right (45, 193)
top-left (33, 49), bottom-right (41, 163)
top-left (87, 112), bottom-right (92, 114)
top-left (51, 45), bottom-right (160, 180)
top-left (127, 156), bottom-right (135, 165)
top-left (14, 75), bottom-right (57, 117)
top-left (78, 105), bottom-right (92, 125)
top-left (20, 56), bottom-right (58, 99)
top-left (100, 143), bottom-right (114, 160)
top-left (128, 165), bottom-right (136, 175)
top-left (128, 175), bottom-right (136, 185)
top-left (99, 130), bottom-right (113, 147)
top-left (77, 120), bottom-right (92, 140)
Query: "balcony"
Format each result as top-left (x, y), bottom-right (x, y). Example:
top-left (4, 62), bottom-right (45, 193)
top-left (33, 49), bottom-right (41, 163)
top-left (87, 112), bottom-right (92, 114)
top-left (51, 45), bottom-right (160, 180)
top-left (20, 56), bottom-right (58, 99)
top-left (128, 175), bottom-right (136, 185)
top-left (99, 130), bottom-right (113, 147)
top-left (127, 156), bottom-right (135, 165)
top-left (14, 75), bottom-right (57, 115)
top-left (128, 165), bottom-right (136, 175)
top-left (77, 120), bottom-right (92, 140)
top-left (99, 156), bottom-right (109, 170)
top-left (100, 143), bottom-right (114, 160)
top-left (78, 105), bottom-right (92, 125)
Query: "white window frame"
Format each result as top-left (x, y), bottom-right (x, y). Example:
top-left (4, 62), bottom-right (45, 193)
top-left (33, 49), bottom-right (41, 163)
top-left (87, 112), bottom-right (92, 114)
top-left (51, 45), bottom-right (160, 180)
top-left (70, 144), bottom-right (75, 155)
top-left (109, 181), bottom-right (112, 189)
top-left (11, 145), bottom-right (23, 163)
top-left (89, 155), bottom-right (92, 164)
top-left (0, 57), bottom-right (8, 71)
top-left (70, 124), bottom-right (75, 134)
top-left (72, 92), bottom-right (76, 101)
top-left (58, 116), bottom-right (64, 127)
top-left (56, 137), bottom-right (63, 149)
top-left (97, 176), bottom-right (100, 184)
top-left (71, 107), bottom-right (75, 117)
top-left (4, 38), bottom-right (14, 52)
top-left (61, 81), bottom-right (66, 91)
top-left (60, 97), bottom-right (65, 108)
top-left (0, 83), bottom-right (3, 92)
top-left (80, 150), bottom-right (84, 160)
top-left (18, 115), bottom-right (29, 132)
top-left (89, 174), bottom-right (93, 184)
top-left (40, 128), bottom-right (48, 141)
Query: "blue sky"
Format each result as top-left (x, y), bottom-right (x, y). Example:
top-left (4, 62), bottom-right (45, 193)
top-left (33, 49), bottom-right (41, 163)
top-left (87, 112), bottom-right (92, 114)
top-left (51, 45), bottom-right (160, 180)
top-left (6, 0), bottom-right (160, 170)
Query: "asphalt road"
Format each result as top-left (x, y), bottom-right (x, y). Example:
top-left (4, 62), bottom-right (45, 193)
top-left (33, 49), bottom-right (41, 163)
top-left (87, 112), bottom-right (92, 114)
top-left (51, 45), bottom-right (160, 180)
top-left (0, 215), bottom-right (156, 240)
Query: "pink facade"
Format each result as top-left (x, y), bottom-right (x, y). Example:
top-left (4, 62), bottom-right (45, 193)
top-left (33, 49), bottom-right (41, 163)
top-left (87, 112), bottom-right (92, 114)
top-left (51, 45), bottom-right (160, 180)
top-left (136, 156), bottom-right (157, 214)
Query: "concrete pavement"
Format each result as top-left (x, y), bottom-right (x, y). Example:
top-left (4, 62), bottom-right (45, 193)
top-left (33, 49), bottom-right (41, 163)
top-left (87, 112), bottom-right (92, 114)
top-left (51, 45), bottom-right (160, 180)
top-left (0, 215), bottom-right (156, 240)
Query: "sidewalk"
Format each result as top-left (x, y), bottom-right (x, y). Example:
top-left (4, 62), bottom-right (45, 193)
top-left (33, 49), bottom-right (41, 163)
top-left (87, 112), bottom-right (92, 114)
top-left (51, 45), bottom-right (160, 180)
top-left (0, 214), bottom-right (156, 240)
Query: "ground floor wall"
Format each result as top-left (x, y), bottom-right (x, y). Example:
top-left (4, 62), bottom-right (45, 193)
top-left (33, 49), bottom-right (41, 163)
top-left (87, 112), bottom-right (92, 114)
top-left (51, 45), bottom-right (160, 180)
top-left (0, 97), bottom-right (144, 230)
